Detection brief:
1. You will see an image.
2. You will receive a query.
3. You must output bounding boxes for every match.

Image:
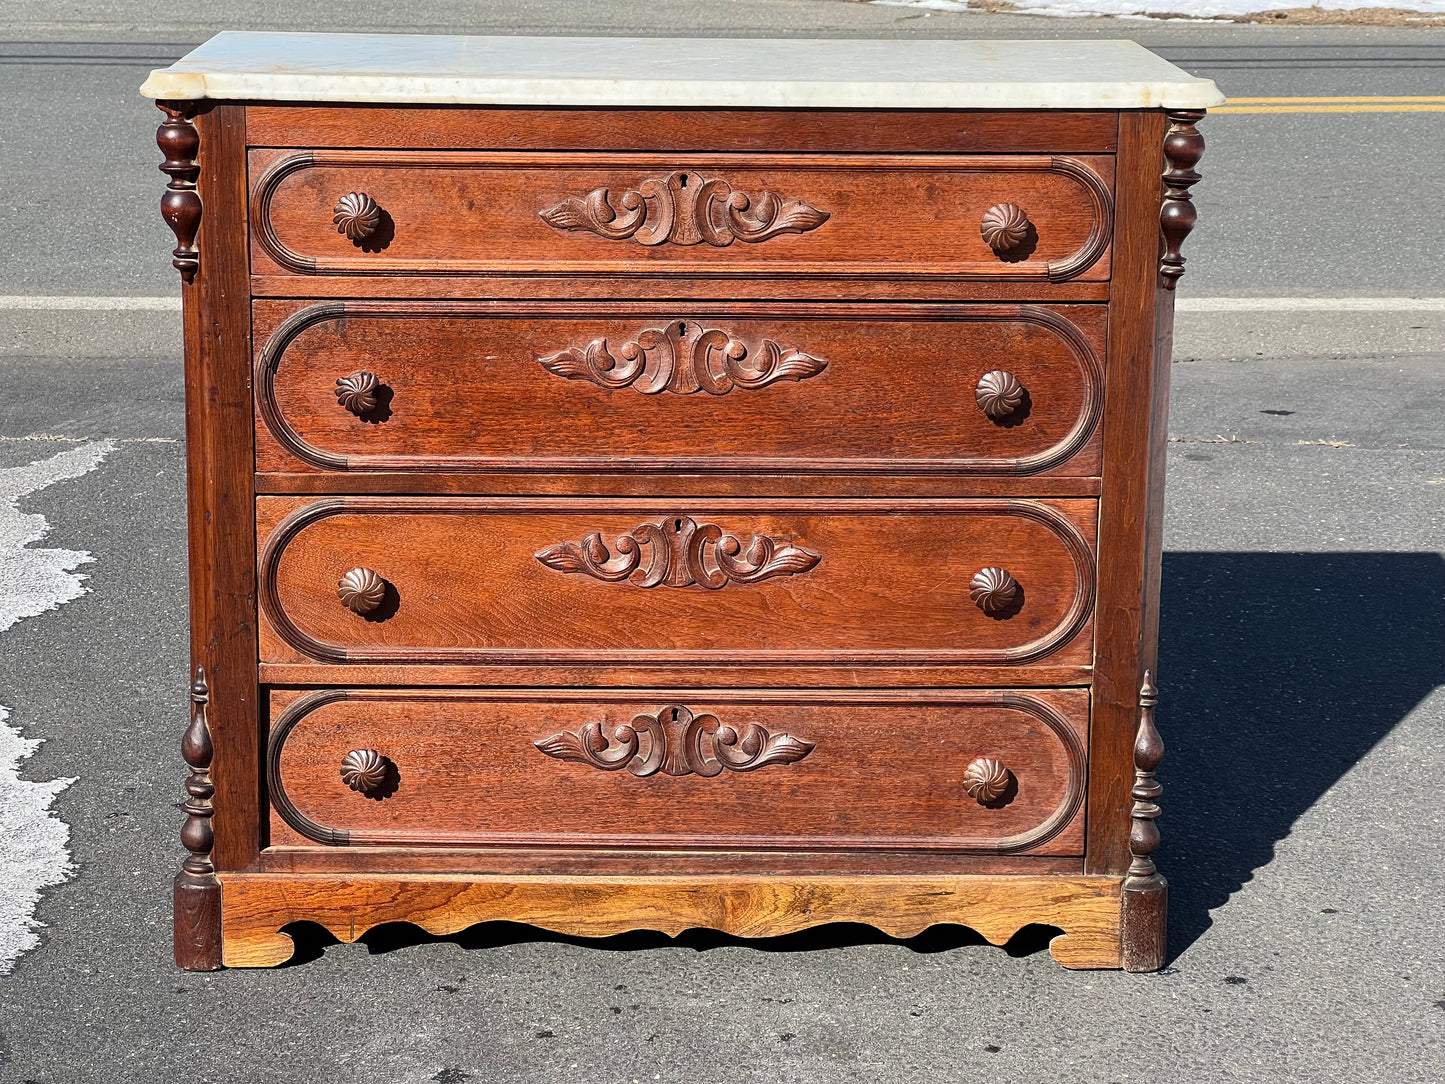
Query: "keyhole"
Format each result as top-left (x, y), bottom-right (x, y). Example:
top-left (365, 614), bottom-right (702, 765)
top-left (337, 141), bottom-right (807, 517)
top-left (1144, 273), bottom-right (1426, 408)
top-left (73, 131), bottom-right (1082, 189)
top-left (679, 173), bottom-right (688, 187)
top-left (671, 707), bottom-right (679, 722)
top-left (678, 322), bottom-right (687, 335)
top-left (675, 518), bottom-right (683, 531)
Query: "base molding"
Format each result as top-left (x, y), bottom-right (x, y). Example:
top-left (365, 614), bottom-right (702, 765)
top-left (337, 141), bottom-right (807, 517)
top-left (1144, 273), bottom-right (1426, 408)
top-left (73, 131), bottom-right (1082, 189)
top-left (217, 872), bottom-right (1127, 969)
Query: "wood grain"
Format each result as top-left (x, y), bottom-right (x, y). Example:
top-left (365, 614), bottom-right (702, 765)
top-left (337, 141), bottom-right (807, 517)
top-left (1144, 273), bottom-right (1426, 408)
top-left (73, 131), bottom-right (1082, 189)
top-left (252, 300), bottom-right (1104, 479)
top-left (248, 150), bottom-right (1113, 282)
top-left (265, 687), bottom-right (1088, 855)
top-left (218, 873), bottom-right (1125, 969)
top-left (244, 106), bottom-right (1118, 153)
top-left (1089, 110), bottom-right (1172, 877)
top-left (255, 497), bottom-right (1097, 669)
top-left (253, 470), bottom-right (1104, 500)
top-left (249, 274), bottom-right (1111, 303)
top-left (183, 104), bottom-right (260, 875)
top-left (253, 846), bottom-right (1082, 877)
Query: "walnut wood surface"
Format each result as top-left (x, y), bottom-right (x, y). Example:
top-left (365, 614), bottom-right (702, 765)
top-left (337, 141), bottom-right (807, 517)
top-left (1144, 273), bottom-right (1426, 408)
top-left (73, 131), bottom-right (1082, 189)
top-left (253, 846), bottom-right (1081, 877)
top-left (245, 107), bottom-right (1118, 153)
top-left (181, 104), bottom-right (259, 877)
top-left (218, 873), bottom-right (1124, 968)
top-left (254, 470), bottom-right (1104, 500)
top-left (1088, 111), bottom-right (1175, 886)
top-left (248, 150), bottom-right (1113, 282)
top-left (255, 497), bottom-right (1096, 669)
top-left (249, 275), bottom-right (1111, 303)
top-left (265, 687), bottom-right (1087, 855)
top-left (252, 300), bottom-right (1104, 479)
top-left (162, 97), bottom-right (1193, 971)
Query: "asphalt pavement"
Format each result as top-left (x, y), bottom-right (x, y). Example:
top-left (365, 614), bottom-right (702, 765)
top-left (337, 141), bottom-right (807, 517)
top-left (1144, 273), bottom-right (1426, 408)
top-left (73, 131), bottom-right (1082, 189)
top-left (0, 3), bottom-right (1442, 1082)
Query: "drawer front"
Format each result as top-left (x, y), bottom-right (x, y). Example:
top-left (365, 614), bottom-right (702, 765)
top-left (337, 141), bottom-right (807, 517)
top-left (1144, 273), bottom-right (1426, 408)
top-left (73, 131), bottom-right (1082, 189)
top-left (254, 301), bottom-right (1104, 477)
top-left (249, 150), bottom-right (1113, 281)
top-left (267, 688), bottom-right (1088, 855)
top-left (257, 498), bottom-right (1096, 669)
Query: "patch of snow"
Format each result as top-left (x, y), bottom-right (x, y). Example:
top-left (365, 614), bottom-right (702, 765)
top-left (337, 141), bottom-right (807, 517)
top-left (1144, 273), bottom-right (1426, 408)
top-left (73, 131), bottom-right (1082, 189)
top-left (873, 0), bottom-right (1444, 18)
top-left (0, 440), bottom-right (114, 973)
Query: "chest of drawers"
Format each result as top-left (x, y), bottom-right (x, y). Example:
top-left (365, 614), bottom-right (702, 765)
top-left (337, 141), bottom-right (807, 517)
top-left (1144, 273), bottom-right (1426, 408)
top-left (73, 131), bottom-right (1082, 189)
top-left (142, 33), bottom-right (1222, 971)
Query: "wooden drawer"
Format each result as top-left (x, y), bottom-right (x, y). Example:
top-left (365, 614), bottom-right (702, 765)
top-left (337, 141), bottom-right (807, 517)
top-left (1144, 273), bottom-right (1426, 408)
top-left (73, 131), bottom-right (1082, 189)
top-left (254, 300), bottom-right (1104, 478)
top-left (249, 150), bottom-right (1113, 282)
top-left (257, 497), bottom-right (1096, 670)
top-left (267, 687), bottom-right (1088, 855)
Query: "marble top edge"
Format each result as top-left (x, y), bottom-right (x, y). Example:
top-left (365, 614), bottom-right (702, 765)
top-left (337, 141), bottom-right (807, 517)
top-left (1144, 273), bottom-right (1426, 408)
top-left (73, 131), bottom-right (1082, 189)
top-left (140, 32), bottom-right (1226, 109)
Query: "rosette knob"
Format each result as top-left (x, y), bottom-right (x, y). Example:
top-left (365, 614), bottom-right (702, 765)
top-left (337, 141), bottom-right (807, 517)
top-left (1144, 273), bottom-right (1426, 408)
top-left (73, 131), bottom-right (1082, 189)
top-left (981, 202), bottom-right (1030, 253)
top-left (975, 370), bottom-right (1025, 419)
top-left (963, 757), bottom-right (1011, 804)
top-left (340, 749), bottom-right (390, 794)
top-left (337, 567), bottom-right (387, 615)
top-left (969, 567), bottom-right (1020, 616)
top-left (335, 370), bottom-right (380, 416)
top-left (333, 191), bottom-right (382, 241)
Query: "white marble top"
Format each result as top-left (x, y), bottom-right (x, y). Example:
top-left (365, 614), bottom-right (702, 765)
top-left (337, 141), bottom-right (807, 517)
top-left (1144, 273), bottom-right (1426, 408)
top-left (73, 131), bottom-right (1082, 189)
top-left (140, 33), bottom-right (1224, 110)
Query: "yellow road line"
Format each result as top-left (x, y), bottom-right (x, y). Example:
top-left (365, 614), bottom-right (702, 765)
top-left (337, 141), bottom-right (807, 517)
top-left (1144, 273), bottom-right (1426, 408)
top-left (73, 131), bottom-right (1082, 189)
top-left (1214, 95), bottom-right (1445, 114)
top-left (1215, 104), bottom-right (1445, 114)
top-left (1226, 96), bottom-right (1445, 104)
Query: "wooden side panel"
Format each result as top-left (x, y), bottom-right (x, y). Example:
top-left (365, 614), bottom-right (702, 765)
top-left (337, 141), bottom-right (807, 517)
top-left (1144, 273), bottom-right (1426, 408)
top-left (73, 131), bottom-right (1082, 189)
top-left (248, 150), bottom-right (1113, 282)
top-left (252, 300), bottom-right (1105, 479)
top-left (1088, 111), bottom-right (1169, 875)
top-left (219, 873), bottom-right (1125, 969)
top-left (255, 498), bottom-right (1097, 670)
top-left (184, 104), bottom-right (260, 873)
top-left (245, 106), bottom-right (1119, 153)
top-left (266, 687), bottom-right (1089, 855)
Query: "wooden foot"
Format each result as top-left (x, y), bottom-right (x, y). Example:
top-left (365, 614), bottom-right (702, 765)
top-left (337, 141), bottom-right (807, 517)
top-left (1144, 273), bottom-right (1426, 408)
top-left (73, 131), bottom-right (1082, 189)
top-left (218, 873), bottom-right (1126, 969)
top-left (174, 872), bottom-right (223, 970)
top-left (1120, 874), bottom-right (1168, 972)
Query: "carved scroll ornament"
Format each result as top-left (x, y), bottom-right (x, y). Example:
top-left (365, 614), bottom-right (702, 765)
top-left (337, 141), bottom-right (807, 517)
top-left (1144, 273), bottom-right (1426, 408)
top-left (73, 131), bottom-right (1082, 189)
top-left (536, 515), bottom-right (819, 589)
top-left (535, 704), bottom-right (814, 778)
top-left (540, 169), bottom-right (829, 247)
top-left (538, 319), bottom-right (827, 395)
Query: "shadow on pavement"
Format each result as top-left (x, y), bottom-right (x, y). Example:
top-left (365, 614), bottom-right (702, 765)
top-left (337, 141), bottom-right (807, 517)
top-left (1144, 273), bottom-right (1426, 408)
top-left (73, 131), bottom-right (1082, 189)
top-left (283, 552), bottom-right (1445, 969)
top-left (1160, 551), bottom-right (1445, 959)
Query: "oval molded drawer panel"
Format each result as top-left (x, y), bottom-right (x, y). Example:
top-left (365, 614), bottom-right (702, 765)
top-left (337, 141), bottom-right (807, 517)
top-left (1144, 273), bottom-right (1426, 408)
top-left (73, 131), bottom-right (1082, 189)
top-left (248, 150), bottom-right (1114, 281)
top-left (256, 497), bottom-right (1096, 668)
top-left (254, 301), bottom-right (1104, 477)
top-left (267, 687), bottom-right (1088, 855)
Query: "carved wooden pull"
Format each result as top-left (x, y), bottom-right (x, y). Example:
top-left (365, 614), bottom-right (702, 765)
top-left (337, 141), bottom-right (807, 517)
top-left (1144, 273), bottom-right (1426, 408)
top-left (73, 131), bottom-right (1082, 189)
top-left (538, 320), bottom-right (827, 396)
top-left (969, 567), bottom-right (1020, 616)
top-left (975, 370), bottom-right (1025, 419)
top-left (964, 757), bottom-right (1011, 804)
top-left (340, 749), bottom-right (390, 794)
top-left (335, 370), bottom-right (380, 415)
top-left (540, 169), bottom-right (829, 247)
top-left (337, 567), bottom-right (386, 614)
top-left (981, 202), bottom-right (1030, 253)
top-left (333, 192), bottom-right (382, 241)
top-left (536, 515), bottom-right (819, 590)
top-left (535, 704), bottom-right (814, 778)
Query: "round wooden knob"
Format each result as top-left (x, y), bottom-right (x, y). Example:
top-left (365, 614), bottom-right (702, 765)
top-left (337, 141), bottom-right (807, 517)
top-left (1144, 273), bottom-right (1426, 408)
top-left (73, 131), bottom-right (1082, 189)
top-left (335, 370), bottom-right (379, 416)
top-left (976, 370), bottom-right (1024, 419)
top-left (333, 191), bottom-right (381, 241)
top-left (981, 202), bottom-right (1030, 253)
top-left (964, 757), bottom-right (1011, 804)
top-left (337, 567), bottom-right (386, 614)
top-left (970, 567), bottom-right (1020, 615)
top-left (340, 749), bottom-right (389, 794)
